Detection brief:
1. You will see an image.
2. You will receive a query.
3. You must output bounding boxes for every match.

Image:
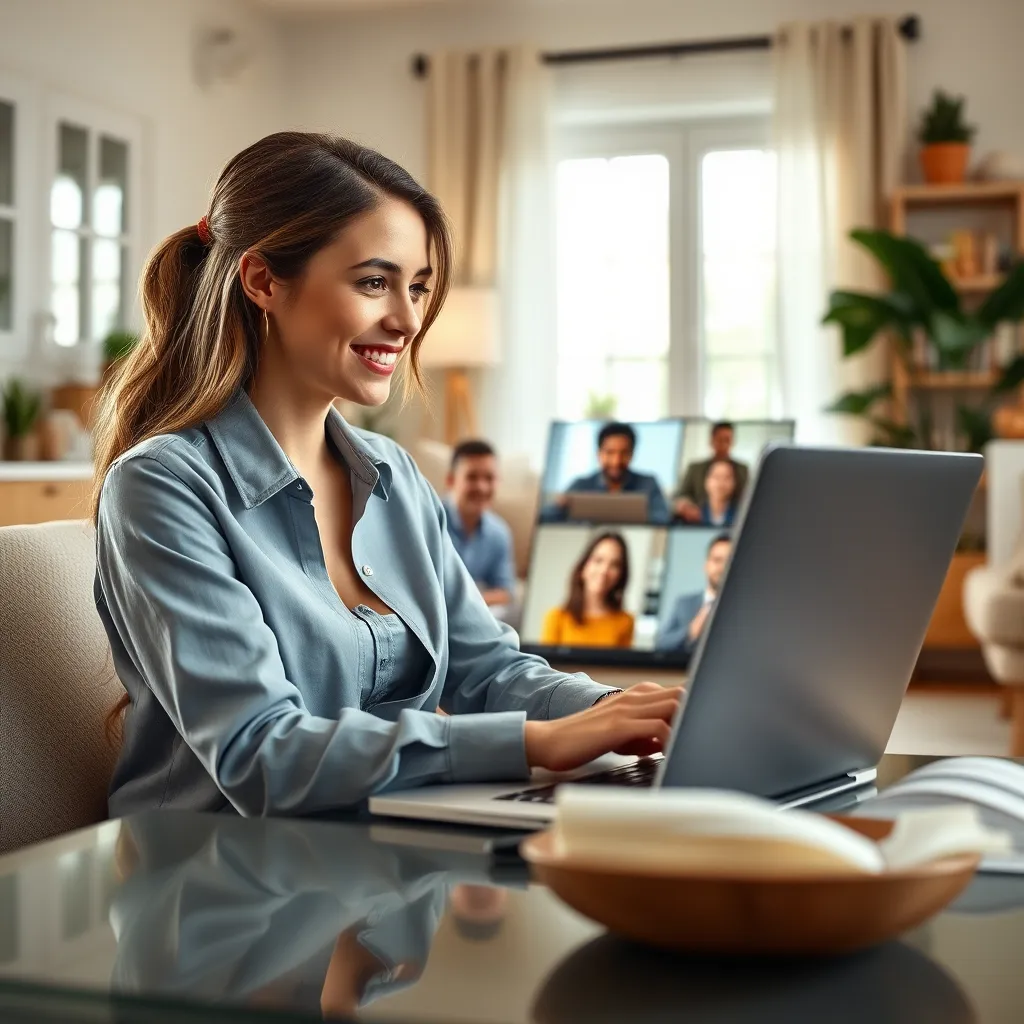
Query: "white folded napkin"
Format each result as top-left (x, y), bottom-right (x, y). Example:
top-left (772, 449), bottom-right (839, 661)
top-left (552, 786), bottom-right (1011, 876)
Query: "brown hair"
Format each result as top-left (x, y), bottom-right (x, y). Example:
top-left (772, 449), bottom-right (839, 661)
top-left (96, 131), bottom-right (454, 738)
top-left (563, 532), bottom-right (630, 625)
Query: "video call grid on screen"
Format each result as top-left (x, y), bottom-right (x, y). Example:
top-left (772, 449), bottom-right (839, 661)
top-left (536, 418), bottom-right (796, 527)
top-left (519, 523), bottom-right (732, 665)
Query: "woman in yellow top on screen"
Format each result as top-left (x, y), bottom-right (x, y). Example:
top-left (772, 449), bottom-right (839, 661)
top-left (541, 532), bottom-right (635, 648)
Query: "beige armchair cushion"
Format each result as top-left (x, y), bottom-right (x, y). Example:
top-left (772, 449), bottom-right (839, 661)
top-left (964, 565), bottom-right (1024, 647)
top-left (0, 521), bottom-right (121, 854)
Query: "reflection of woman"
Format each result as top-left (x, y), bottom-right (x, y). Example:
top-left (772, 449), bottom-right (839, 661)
top-left (700, 460), bottom-right (738, 527)
top-left (541, 533), bottom-right (634, 648)
top-left (109, 813), bottom-right (486, 1018)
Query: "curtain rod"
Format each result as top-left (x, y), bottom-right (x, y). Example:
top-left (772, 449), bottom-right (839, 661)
top-left (411, 14), bottom-right (919, 78)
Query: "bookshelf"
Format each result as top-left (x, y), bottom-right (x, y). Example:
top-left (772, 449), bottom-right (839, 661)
top-left (886, 182), bottom-right (1024, 663)
top-left (889, 181), bottom-right (1024, 426)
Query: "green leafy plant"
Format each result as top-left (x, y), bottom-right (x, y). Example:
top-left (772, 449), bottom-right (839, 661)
top-left (822, 228), bottom-right (1024, 450)
top-left (2, 378), bottom-right (43, 440)
top-left (103, 329), bottom-right (139, 365)
top-left (918, 90), bottom-right (976, 145)
top-left (584, 392), bottom-right (618, 419)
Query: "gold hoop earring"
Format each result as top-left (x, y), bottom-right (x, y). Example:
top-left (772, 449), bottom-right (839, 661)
top-left (263, 309), bottom-right (270, 343)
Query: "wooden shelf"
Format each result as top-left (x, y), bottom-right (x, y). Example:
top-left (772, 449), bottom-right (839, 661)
top-left (953, 274), bottom-right (1006, 292)
top-left (893, 181), bottom-right (1024, 207)
top-left (908, 371), bottom-right (1000, 389)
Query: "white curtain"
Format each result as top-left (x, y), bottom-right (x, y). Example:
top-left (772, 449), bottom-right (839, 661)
top-left (426, 47), bottom-right (556, 466)
top-left (774, 18), bottom-right (906, 443)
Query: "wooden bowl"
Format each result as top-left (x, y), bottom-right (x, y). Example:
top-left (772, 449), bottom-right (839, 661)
top-left (520, 816), bottom-right (979, 956)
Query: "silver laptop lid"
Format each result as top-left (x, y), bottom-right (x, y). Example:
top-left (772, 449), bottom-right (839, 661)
top-left (660, 445), bottom-right (983, 799)
top-left (564, 491), bottom-right (649, 524)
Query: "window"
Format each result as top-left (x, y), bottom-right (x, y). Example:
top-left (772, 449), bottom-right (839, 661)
top-left (555, 120), bottom-right (778, 420)
top-left (0, 99), bottom-right (13, 336)
top-left (700, 146), bottom-right (778, 419)
top-left (47, 98), bottom-right (139, 348)
top-left (556, 153), bottom-right (671, 421)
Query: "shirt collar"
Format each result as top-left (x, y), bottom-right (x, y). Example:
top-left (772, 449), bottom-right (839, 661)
top-left (591, 469), bottom-right (638, 491)
top-left (207, 391), bottom-right (392, 510)
top-left (443, 497), bottom-right (487, 538)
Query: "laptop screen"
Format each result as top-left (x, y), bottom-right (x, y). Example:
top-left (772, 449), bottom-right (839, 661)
top-left (519, 417), bottom-right (794, 667)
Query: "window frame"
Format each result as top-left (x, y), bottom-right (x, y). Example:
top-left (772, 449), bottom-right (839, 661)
top-left (555, 115), bottom-right (775, 419)
top-left (42, 93), bottom-right (143, 349)
top-left (0, 71), bottom-right (39, 364)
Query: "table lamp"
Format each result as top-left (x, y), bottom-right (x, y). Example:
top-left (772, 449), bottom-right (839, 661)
top-left (419, 285), bottom-right (500, 445)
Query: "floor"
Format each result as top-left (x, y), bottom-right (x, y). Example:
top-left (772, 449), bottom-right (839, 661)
top-left (888, 684), bottom-right (1009, 756)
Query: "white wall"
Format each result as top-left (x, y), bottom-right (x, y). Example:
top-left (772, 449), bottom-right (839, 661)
top-left (0, 0), bottom-right (288, 376)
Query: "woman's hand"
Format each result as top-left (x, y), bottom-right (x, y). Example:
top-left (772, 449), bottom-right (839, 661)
top-left (523, 682), bottom-right (684, 773)
top-left (673, 498), bottom-right (702, 523)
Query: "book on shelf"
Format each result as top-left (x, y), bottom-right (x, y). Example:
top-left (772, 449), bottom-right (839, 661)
top-left (907, 324), bottom-right (1020, 380)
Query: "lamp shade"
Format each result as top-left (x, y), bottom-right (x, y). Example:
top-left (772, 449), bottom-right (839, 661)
top-left (419, 286), bottom-right (500, 369)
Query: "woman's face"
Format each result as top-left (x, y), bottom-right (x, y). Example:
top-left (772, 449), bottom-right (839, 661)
top-left (580, 539), bottom-right (624, 602)
top-left (267, 198), bottom-right (432, 407)
top-left (705, 461), bottom-right (736, 503)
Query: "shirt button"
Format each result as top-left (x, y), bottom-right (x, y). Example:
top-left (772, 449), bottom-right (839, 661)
top-left (361, 565), bottom-right (373, 577)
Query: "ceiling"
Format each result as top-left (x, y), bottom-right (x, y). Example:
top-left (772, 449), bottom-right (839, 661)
top-left (249, 0), bottom-right (497, 11)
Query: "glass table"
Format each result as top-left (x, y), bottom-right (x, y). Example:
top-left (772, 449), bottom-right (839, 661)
top-left (0, 753), bottom-right (1022, 1022)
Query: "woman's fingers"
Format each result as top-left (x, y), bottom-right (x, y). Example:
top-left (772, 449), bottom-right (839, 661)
top-left (608, 697), bottom-right (681, 725)
top-left (610, 718), bottom-right (672, 748)
top-left (615, 737), bottom-right (665, 758)
top-left (601, 683), bottom-right (683, 708)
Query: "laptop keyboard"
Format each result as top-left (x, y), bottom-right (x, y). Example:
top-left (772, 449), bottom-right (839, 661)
top-left (494, 758), bottom-right (661, 804)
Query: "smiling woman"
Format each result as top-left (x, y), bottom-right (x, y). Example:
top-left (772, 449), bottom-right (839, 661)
top-left (88, 131), bottom-right (682, 820)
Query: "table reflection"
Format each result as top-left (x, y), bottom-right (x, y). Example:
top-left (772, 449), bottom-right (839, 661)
top-left (532, 932), bottom-right (976, 1023)
top-left (108, 812), bottom-right (498, 1019)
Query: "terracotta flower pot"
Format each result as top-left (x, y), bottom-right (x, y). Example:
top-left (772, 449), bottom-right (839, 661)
top-left (920, 143), bottom-right (971, 185)
top-left (2, 433), bottom-right (41, 461)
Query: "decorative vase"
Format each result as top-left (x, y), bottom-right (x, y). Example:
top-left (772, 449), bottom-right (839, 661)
top-left (2, 433), bottom-right (41, 461)
top-left (977, 150), bottom-right (1024, 181)
top-left (920, 143), bottom-right (971, 185)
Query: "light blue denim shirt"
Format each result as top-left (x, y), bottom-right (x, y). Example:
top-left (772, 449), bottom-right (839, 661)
top-left (95, 391), bottom-right (613, 818)
top-left (442, 498), bottom-right (516, 592)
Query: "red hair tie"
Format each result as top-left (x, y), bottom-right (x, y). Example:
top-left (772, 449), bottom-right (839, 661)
top-left (197, 215), bottom-right (211, 246)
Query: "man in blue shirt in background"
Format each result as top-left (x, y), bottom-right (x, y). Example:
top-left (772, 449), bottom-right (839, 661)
top-left (443, 440), bottom-right (516, 610)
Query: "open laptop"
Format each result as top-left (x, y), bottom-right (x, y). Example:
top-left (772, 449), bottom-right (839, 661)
top-left (370, 445), bottom-right (984, 829)
top-left (564, 491), bottom-right (649, 524)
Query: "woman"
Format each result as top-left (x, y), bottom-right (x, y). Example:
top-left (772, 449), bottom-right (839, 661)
top-left (93, 132), bottom-right (680, 817)
top-left (540, 533), bottom-right (635, 648)
top-left (699, 459), bottom-right (738, 527)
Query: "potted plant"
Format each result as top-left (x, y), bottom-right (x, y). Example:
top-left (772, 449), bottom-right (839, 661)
top-left (2, 378), bottom-right (43, 461)
top-left (584, 392), bottom-right (618, 419)
top-left (822, 228), bottom-right (1024, 450)
top-left (918, 90), bottom-right (976, 185)
top-left (102, 329), bottom-right (139, 383)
